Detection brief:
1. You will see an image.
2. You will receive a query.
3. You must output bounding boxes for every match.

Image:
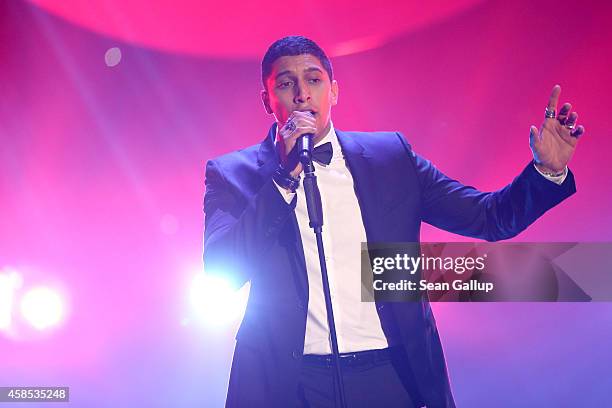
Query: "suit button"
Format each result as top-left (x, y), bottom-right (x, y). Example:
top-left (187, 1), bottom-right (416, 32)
top-left (292, 350), bottom-right (302, 359)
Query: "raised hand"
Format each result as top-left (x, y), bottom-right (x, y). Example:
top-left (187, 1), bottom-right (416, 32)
top-left (530, 85), bottom-right (585, 173)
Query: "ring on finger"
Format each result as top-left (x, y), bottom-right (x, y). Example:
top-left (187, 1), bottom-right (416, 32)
top-left (285, 120), bottom-right (296, 133)
top-left (545, 107), bottom-right (556, 119)
top-left (565, 122), bottom-right (576, 130)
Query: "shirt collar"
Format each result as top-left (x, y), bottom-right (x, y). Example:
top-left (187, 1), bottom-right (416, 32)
top-left (315, 121), bottom-right (342, 163)
top-left (314, 121), bottom-right (334, 146)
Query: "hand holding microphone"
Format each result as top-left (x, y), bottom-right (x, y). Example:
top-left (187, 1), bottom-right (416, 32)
top-left (278, 111), bottom-right (316, 177)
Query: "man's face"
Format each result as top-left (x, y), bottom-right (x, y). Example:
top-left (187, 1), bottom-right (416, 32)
top-left (262, 54), bottom-right (338, 138)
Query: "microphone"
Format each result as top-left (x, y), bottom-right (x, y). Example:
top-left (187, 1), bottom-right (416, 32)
top-left (297, 133), bottom-right (314, 164)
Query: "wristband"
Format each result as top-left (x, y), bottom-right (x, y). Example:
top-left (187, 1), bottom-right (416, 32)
top-left (534, 162), bottom-right (567, 178)
top-left (273, 165), bottom-right (301, 192)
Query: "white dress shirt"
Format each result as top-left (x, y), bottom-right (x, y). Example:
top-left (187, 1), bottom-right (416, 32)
top-left (276, 124), bottom-right (390, 354)
top-left (274, 123), bottom-right (567, 355)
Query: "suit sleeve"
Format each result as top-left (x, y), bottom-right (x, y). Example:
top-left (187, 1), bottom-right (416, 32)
top-left (398, 134), bottom-right (577, 241)
top-left (203, 159), bottom-right (296, 288)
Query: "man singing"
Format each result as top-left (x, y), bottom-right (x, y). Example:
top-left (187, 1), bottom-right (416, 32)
top-left (203, 36), bottom-right (583, 407)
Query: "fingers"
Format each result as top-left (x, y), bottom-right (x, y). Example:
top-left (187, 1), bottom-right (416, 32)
top-left (571, 125), bottom-right (585, 138)
top-left (279, 111), bottom-right (316, 153)
top-left (277, 112), bottom-right (317, 175)
top-left (287, 111), bottom-right (316, 128)
top-left (547, 84), bottom-right (561, 114)
top-left (281, 112), bottom-right (315, 138)
top-left (543, 85), bottom-right (584, 138)
top-left (281, 126), bottom-right (316, 152)
top-left (564, 111), bottom-right (585, 139)
top-left (565, 111), bottom-right (578, 128)
top-left (557, 103), bottom-right (572, 125)
top-left (529, 125), bottom-right (539, 147)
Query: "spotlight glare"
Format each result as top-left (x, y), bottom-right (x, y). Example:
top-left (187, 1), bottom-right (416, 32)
top-left (0, 268), bottom-right (23, 331)
top-left (189, 273), bottom-right (249, 326)
top-left (20, 287), bottom-right (65, 331)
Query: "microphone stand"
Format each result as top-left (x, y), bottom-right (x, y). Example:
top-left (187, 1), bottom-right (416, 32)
top-left (299, 135), bottom-right (348, 408)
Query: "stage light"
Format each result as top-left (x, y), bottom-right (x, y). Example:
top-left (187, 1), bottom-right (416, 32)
top-left (0, 268), bottom-right (23, 332)
top-left (104, 47), bottom-right (122, 67)
top-left (189, 273), bottom-right (249, 327)
top-left (20, 287), bottom-right (65, 331)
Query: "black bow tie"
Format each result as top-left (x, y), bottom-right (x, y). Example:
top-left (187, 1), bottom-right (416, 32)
top-left (312, 142), bottom-right (333, 165)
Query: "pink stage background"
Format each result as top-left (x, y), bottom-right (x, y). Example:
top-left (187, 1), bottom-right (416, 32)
top-left (1, 0), bottom-right (611, 406)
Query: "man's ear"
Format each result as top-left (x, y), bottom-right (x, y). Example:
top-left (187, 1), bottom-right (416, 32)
top-left (261, 89), bottom-right (273, 114)
top-left (330, 80), bottom-right (339, 106)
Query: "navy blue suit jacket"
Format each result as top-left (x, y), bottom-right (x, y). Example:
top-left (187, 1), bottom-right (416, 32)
top-left (203, 124), bottom-right (576, 407)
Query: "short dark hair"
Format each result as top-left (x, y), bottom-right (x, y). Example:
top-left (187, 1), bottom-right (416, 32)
top-left (261, 36), bottom-right (333, 89)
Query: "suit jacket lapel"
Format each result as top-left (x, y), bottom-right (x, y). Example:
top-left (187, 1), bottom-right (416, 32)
top-left (258, 123), bottom-right (309, 301)
top-left (336, 129), bottom-right (381, 242)
top-left (257, 123), bottom-right (279, 179)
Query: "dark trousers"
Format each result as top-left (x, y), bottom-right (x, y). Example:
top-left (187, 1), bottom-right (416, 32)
top-left (296, 346), bottom-right (423, 408)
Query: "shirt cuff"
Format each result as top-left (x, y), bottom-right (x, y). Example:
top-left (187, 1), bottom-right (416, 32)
top-left (273, 179), bottom-right (297, 203)
top-left (533, 163), bottom-right (568, 185)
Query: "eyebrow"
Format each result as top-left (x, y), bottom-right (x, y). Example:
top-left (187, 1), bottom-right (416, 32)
top-left (274, 67), bottom-right (323, 80)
